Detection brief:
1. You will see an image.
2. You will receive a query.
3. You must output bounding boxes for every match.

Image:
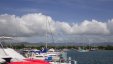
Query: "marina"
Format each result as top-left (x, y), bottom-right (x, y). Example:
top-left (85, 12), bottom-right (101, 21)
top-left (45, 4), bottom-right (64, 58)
top-left (0, 0), bottom-right (113, 64)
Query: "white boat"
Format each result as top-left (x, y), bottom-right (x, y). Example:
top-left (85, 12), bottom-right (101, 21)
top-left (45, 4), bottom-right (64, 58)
top-left (0, 37), bottom-right (50, 64)
top-left (77, 47), bottom-right (89, 52)
top-left (77, 49), bottom-right (89, 52)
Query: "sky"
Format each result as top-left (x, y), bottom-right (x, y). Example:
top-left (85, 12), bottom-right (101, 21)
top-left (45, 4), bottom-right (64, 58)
top-left (0, 0), bottom-right (113, 43)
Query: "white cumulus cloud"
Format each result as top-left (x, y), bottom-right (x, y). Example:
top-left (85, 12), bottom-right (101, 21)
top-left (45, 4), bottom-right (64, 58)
top-left (0, 13), bottom-right (112, 37)
top-left (71, 20), bottom-right (110, 35)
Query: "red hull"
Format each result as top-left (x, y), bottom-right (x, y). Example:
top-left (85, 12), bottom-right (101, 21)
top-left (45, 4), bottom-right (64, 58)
top-left (9, 59), bottom-right (50, 64)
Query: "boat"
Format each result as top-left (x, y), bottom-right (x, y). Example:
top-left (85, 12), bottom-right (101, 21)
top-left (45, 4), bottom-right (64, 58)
top-left (77, 49), bottom-right (89, 52)
top-left (77, 47), bottom-right (89, 52)
top-left (0, 48), bottom-right (50, 64)
top-left (0, 45), bottom-right (51, 64)
top-left (21, 48), bottom-right (76, 64)
top-left (0, 37), bottom-right (50, 64)
top-left (30, 17), bottom-right (77, 64)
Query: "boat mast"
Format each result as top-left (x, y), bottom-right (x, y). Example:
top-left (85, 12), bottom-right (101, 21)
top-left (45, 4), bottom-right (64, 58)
top-left (45, 17), bottom-right (48, 49)
top-left (45, 17), bottom-right (55, 49)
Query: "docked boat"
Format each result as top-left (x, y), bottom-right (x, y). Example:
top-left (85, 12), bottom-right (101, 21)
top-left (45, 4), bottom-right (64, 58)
top-left (0, 48), bottom-right (50, 64)
top-left (21, 48), bottom-right (76, 64)
top-left (0, 36), bottom-right (50, 64)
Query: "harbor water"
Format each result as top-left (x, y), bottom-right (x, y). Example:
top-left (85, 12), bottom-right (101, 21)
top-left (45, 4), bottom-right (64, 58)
top-left (67, 50), bottom-right (113, 64)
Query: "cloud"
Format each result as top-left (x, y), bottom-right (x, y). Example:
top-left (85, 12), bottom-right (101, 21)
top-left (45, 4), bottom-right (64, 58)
top-left (107, 19), bottom-right (113, 34)
top-left (0, 13), bottom-right (56, 37)
top-left (0, 13), bottom-right (112, 37)
top-left (72, 20), bottom-right (110, 35)
top-left (55, 19), bottom-right (110, 35)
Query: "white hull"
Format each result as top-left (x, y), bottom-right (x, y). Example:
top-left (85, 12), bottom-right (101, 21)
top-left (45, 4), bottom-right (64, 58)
top-left (78, 49), bottom-right (89, 52)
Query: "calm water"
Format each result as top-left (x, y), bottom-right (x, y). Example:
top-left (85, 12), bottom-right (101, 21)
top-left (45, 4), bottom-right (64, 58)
top-left (67, 50), bottom-right (113, 64)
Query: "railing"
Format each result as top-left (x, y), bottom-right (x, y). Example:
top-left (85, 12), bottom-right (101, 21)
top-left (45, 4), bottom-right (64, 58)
top-left (68, 57), bottom-right (77, 64)
top-left (59, 57), bottom-right (77, 64)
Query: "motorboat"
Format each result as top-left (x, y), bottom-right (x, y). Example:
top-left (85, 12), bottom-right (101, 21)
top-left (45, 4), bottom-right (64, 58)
top-left (0, 36), bottom-right (50, 64)
top-left (77, 47), bottom-right (89, 52)
top-left (0, 48), bottom-right (50, 64)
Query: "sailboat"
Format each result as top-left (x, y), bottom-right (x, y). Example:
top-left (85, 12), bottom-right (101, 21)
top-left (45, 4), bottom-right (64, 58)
top-left (22, 17), bottom-right (77, 64)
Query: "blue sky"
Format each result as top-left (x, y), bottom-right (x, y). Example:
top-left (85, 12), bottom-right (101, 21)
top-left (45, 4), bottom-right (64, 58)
top-left (0, 0), bottom-right (113, 43)
top-left (0, 0), bottom-right (113, 22)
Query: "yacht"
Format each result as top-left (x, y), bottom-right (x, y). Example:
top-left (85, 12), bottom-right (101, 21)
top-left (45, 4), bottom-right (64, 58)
top-left (0, 48), bottom-right (50, 64)
top-left (0, 36), bottom-right (50, 64)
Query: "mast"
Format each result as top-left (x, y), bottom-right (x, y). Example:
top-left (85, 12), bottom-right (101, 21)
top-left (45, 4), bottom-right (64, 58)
top-left (45, 16), bottom-right (55, 49)
top-left (45, 17), bottom-right (49, 49)
top-left (45, 17), bottom-right (48, 49)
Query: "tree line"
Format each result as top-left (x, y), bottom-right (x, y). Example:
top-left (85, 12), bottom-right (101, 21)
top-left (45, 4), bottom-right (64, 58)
top-left (11, 44), bottom-right (113, 50)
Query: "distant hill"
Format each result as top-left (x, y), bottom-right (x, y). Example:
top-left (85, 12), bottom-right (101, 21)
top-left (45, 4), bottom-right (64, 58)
top-left (12, 42), bottom-right (113, 46)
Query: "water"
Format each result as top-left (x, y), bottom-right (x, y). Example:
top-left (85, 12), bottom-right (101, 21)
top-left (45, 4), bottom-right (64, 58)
top-left (67, 50), bottom-right (113, 64)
